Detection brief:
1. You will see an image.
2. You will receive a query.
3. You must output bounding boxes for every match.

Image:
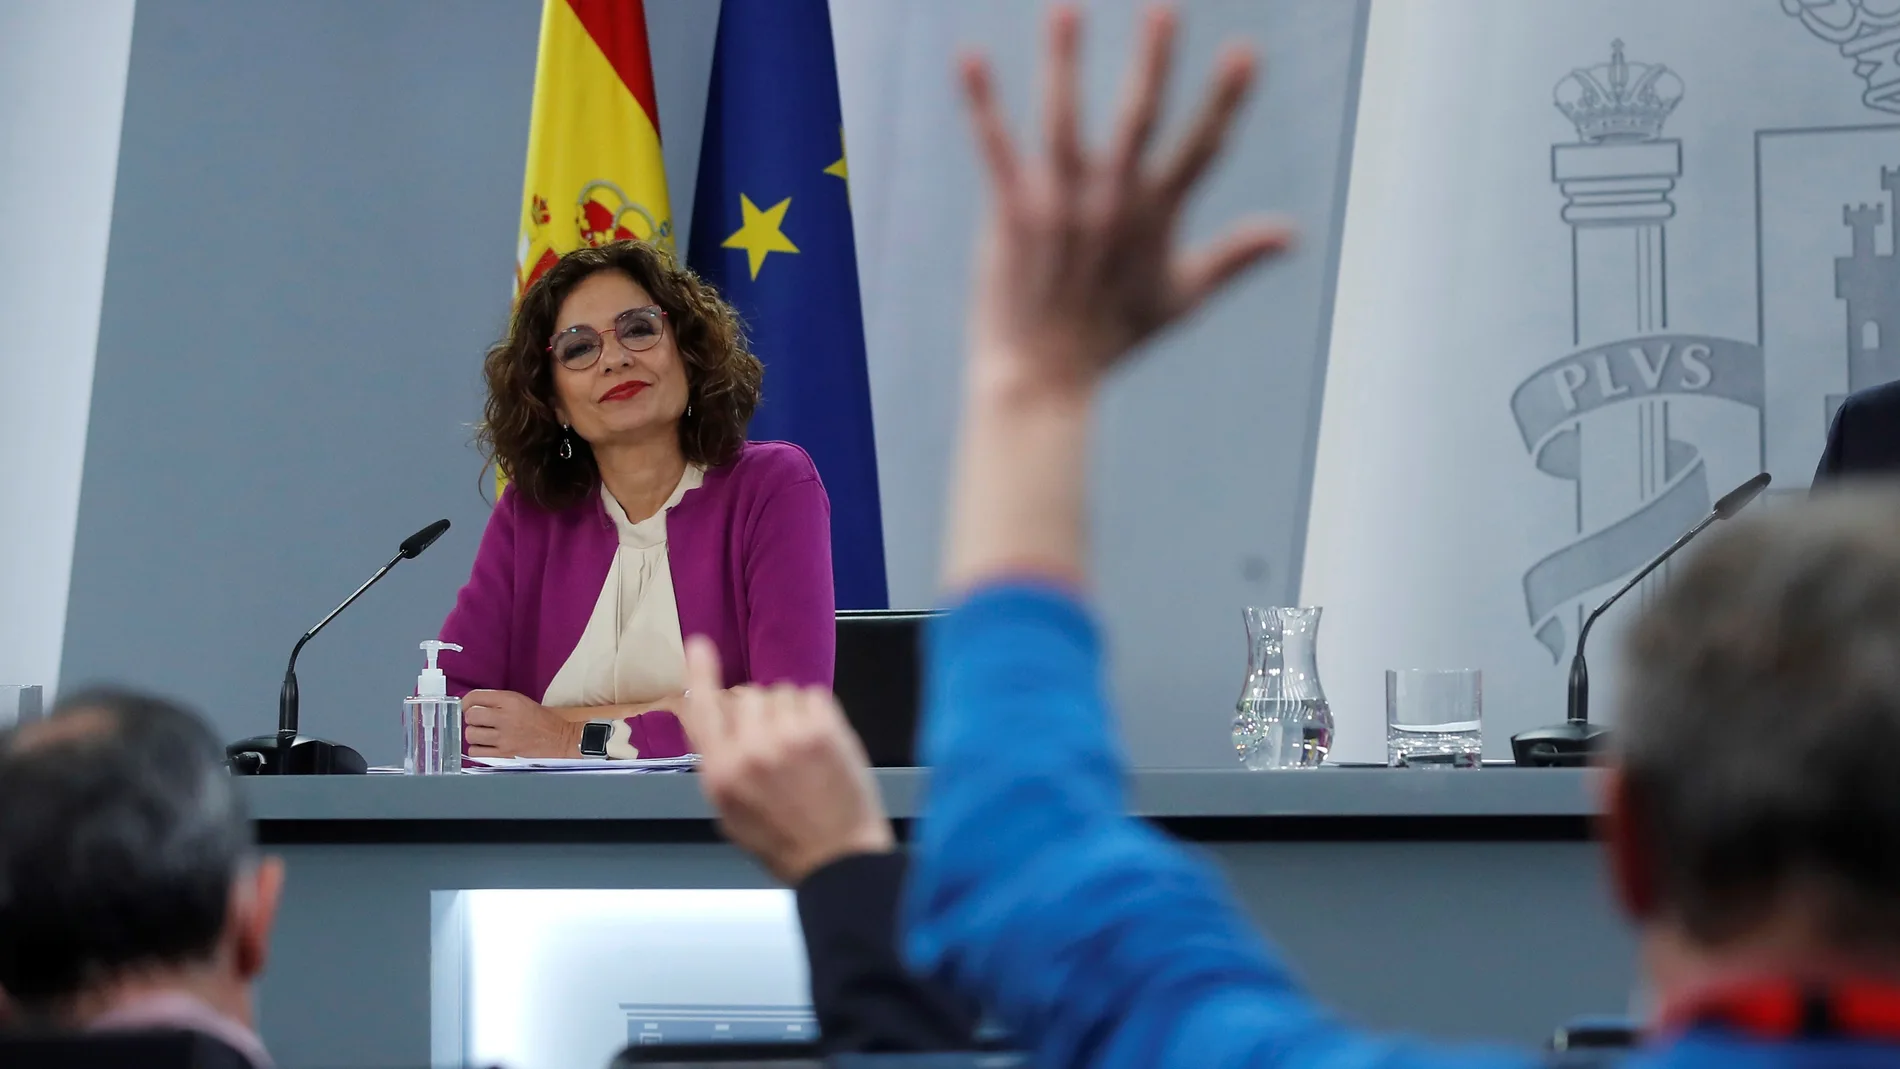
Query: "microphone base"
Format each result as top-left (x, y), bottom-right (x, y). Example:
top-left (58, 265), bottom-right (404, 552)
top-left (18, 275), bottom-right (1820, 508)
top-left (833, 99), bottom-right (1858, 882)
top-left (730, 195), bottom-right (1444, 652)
top-left (226, 734), bottom-right (368, 775)
top-left (1511, 720), bottom-right (1613, 767)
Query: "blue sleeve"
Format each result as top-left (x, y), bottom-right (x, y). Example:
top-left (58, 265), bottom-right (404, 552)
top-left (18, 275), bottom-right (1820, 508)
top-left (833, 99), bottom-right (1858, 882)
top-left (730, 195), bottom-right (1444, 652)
top-left (903, 584), bottom-right (1531, 1069)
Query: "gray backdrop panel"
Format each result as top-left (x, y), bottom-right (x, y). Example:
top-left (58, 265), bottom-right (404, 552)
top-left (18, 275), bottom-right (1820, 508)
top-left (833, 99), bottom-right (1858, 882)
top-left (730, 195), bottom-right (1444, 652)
top-left (845, 0), bottom-right (1370, 767)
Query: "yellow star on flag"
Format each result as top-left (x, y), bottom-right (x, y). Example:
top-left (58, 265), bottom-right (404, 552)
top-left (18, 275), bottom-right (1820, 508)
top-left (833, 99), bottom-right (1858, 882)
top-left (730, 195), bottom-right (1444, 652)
top-left (824, 127), bottom-right (849, 205)
top-left (722, 193), bottom-right (799, 280)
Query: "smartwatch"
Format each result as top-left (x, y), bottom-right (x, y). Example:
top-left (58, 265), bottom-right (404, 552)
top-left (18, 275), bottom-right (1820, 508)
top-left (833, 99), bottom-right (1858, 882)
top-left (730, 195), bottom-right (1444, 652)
top-left (578, 720), bottom-right (613, 757)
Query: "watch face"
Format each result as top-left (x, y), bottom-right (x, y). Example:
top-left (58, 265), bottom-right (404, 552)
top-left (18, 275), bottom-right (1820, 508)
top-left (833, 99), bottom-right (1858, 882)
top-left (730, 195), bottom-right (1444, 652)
top-left (580, 721), bottom-right (612, 757)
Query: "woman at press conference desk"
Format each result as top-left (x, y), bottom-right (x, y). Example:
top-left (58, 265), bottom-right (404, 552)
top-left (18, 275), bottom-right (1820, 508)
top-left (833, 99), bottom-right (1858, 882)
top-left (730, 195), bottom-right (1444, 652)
top-left (439, 240), bottom-right (836, 760)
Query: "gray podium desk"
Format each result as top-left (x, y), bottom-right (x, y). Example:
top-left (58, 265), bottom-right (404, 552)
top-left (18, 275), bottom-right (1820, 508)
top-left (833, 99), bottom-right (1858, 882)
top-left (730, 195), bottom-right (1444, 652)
top-left (241, 768), bottom-right (1633, 1069)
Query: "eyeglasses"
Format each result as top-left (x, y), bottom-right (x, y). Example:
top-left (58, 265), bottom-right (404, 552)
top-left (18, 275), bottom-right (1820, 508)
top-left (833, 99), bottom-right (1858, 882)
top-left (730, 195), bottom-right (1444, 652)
top-left (547, 306), bottom-right (667, 370)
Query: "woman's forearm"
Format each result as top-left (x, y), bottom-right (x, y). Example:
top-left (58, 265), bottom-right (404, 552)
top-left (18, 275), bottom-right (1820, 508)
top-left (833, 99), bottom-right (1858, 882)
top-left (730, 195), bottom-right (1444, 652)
top-left (551, 694), bottom-right (698, 757)
top-left (547, 695), bottom-right (686, 723)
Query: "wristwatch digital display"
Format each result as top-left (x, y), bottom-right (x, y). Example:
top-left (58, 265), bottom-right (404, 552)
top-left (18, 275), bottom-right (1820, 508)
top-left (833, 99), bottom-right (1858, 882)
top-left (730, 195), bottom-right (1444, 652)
top-left (579, 720), bottom-right (613, 757)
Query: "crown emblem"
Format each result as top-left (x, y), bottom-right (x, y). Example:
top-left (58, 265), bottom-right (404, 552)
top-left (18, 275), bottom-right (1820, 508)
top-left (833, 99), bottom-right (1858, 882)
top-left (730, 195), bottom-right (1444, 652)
top-left (1783, 0), bottom-right (1900, 115)
top-left (1553, 40), bottom-right (1684, 143)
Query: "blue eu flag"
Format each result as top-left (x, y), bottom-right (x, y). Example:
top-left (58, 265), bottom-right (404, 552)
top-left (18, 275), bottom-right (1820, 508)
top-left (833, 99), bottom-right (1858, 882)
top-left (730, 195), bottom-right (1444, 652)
top-left (687, 0), bottom-right (888, 610)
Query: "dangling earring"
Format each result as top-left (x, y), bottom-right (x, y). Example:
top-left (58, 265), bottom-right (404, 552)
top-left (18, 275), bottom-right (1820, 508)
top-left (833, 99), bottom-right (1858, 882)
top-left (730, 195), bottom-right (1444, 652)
top-left (558, 424), bottom-right (574, 460)
top-left (685, 402), bottom-right (694, 419)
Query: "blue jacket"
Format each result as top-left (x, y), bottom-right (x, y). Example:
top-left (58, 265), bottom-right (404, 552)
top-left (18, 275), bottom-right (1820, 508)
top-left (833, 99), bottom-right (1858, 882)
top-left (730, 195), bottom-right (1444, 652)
top-left (903, 584), bottom-right (1897, 1069)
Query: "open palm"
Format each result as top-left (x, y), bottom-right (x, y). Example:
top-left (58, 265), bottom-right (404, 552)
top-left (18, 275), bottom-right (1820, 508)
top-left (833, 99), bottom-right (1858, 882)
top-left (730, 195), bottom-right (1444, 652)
top-left (961, 5), bottom-right (1296, 393)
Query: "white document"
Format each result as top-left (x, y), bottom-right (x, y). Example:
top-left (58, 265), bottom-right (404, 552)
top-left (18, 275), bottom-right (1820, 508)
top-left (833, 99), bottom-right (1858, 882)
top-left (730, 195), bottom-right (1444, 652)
top-left (460, 755), bottom-right (700, 774)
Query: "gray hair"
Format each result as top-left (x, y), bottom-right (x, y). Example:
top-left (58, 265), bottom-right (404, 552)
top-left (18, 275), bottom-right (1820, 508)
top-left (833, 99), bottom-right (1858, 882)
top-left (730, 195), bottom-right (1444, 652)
top-left (1619, 484), bottom-right (1900, 951)
top-left (0, 687), bottom-right (253, 1009)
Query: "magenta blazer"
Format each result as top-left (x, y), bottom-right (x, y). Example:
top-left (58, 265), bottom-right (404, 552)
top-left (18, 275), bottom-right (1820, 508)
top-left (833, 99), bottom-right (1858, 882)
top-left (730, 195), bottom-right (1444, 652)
top-left (439, 440), bottom-right (837, 757)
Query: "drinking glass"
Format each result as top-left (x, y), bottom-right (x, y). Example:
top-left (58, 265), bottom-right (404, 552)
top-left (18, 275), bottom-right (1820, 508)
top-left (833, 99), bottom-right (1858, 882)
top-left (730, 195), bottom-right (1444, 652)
top-left (1385, 669), bottom-right (1481, 769)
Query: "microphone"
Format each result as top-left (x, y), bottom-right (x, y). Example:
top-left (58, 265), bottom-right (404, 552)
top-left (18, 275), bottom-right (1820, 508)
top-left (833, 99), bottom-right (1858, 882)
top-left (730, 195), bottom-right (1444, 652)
top-left (1512, 473), bottom-right (1771, 767)
top-left (227, 519), bottom-right (452, 775)
top-left (400, 518), bottom-right (451, 559)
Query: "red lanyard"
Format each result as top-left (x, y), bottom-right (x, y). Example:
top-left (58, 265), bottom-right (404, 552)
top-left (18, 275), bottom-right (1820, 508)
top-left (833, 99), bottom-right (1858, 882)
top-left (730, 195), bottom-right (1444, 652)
top-left (1658, 978), bottom-right (1900, 1042)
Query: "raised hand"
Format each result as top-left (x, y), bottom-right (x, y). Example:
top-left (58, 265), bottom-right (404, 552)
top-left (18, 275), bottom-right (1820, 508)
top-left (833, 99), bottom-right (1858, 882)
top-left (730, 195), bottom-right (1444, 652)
top-left (961, 3), bottom-right (1294, 397)
top-left (684, 637), bottom-right (894, 885)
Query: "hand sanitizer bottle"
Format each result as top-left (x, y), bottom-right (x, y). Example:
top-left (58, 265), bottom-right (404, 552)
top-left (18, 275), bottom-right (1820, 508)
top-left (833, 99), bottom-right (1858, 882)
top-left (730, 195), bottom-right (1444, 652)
top-left (404, 641), bottom-right (463, 774)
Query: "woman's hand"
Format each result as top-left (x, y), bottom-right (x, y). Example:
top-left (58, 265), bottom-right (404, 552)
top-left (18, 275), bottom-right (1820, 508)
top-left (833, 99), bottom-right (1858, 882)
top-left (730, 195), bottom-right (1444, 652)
top-left (465, 689), bottom-right (582, 758)
top-left (961, 4), bottom-right (1294, 400)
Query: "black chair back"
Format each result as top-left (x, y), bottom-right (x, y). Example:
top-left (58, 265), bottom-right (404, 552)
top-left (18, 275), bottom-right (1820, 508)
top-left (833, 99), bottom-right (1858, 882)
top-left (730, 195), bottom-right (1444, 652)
top-left (833, 610), bottom-right (939, 767)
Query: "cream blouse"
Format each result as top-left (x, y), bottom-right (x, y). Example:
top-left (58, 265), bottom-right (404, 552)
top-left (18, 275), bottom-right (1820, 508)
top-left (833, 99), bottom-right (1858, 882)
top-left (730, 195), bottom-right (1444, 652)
top-left (540, 465), bottom-right (704, 757)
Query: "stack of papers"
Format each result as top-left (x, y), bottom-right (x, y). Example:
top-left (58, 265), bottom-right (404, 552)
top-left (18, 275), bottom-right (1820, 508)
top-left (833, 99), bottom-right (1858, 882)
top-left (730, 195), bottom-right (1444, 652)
top-left (461, 755), bottom-right (701, 774)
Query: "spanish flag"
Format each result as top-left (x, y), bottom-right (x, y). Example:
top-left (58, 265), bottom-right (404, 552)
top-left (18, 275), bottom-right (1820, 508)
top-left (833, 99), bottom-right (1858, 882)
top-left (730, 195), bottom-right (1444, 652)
top-left (516, 0), bottom-right (673, 296)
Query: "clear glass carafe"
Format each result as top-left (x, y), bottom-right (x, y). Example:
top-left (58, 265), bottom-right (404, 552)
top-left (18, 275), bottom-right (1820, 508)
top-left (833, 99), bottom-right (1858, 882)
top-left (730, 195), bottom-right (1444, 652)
top-left (1233, 606), bottom-right (1333, 769)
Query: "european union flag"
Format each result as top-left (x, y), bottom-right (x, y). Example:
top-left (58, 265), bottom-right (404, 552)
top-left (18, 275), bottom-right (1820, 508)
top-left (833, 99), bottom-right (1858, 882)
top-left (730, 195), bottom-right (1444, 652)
top-left (687, 0), bottom-right (888, 610)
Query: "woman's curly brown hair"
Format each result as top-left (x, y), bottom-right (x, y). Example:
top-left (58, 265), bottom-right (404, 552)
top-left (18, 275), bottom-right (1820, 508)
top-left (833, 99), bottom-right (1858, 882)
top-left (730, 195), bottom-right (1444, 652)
top-left (479, 240), bottom-right (763, 512)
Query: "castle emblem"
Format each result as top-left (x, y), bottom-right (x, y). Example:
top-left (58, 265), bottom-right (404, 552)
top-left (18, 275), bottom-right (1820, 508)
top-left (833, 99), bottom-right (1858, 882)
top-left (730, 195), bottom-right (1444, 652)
top-left (1835, 168), bottom-right (1900, 399)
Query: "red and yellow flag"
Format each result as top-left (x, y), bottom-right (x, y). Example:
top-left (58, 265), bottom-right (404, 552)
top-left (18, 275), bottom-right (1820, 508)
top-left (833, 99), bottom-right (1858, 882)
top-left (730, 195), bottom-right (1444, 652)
top-left (516, 0), bottom-right (674, 296)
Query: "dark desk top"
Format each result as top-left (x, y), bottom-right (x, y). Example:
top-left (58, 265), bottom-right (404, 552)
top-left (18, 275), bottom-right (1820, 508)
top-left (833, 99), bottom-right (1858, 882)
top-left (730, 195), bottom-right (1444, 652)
top-left (240, 767), bottom-right (1599, 844)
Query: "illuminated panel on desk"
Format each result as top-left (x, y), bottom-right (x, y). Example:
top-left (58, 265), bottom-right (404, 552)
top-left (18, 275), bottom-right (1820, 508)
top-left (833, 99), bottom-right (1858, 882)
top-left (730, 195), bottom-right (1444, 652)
top-left (622, 1003), bottom-right (816, 1044)
top-left (454, 889), bottom-right (810, 1069)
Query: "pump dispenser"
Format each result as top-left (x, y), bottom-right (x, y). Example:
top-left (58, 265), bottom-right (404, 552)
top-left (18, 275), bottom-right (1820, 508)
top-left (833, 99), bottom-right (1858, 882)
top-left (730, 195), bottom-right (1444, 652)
top-left (417, 641), bottom-right (460, 697)
top-left (404, 641), bottom-right (464, 774)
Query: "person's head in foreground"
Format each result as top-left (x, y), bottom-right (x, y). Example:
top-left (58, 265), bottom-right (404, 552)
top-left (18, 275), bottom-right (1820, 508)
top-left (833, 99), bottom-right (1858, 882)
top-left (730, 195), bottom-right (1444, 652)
top-left (1611, 486), bottom-right (1900, 999)
top-left (0, 688), bottom-right (278, 1061)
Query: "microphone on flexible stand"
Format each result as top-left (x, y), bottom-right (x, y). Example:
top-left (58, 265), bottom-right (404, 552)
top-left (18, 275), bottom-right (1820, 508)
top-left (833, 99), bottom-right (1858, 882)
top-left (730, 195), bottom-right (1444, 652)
top-left (1512, 473), bottom-right (1771, 767)
top-left (228, 519), bottom-right (451, 775)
